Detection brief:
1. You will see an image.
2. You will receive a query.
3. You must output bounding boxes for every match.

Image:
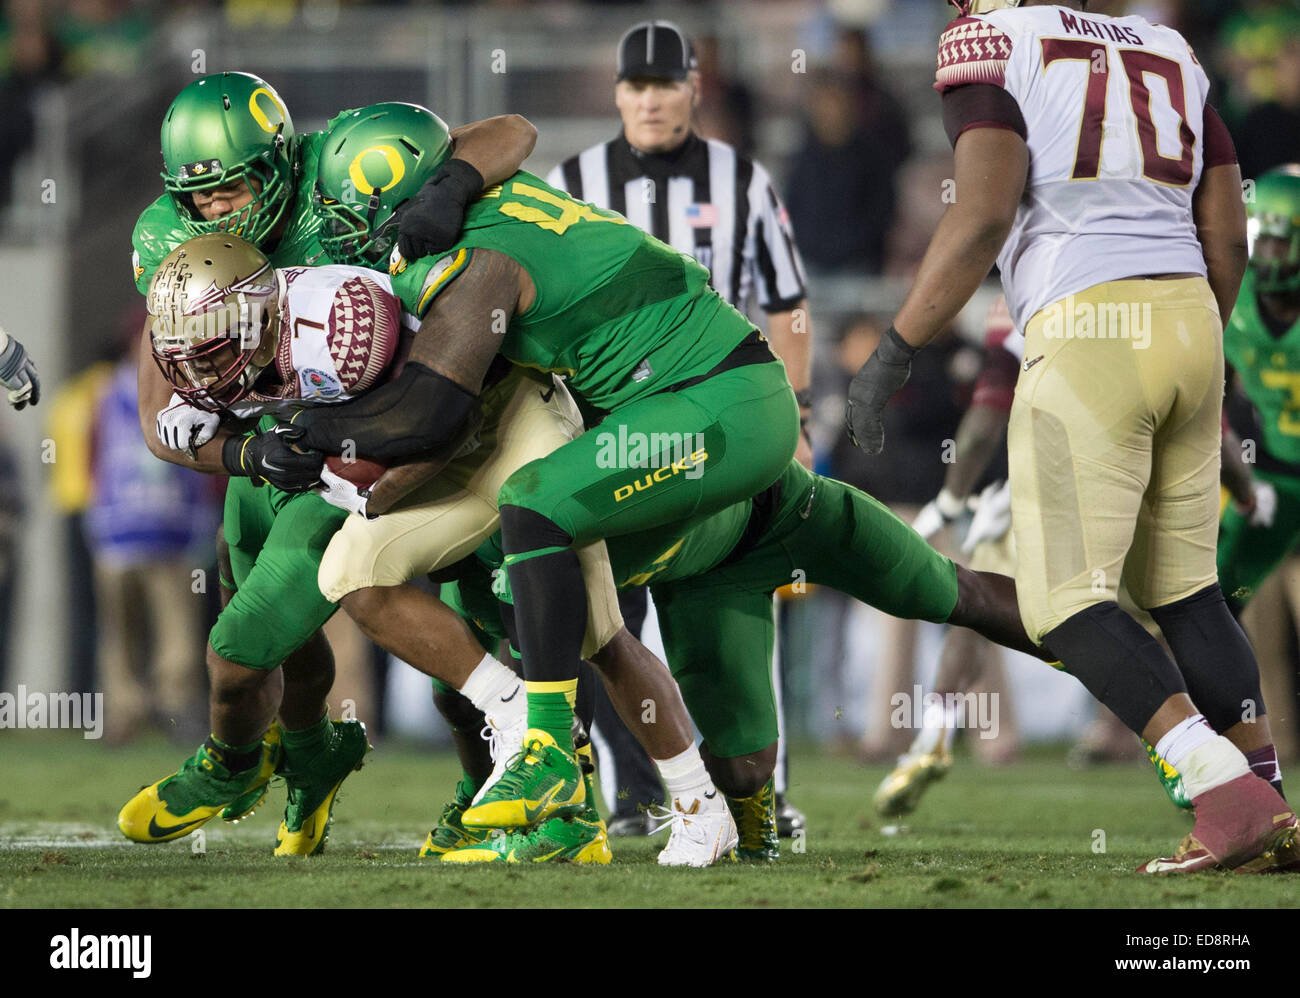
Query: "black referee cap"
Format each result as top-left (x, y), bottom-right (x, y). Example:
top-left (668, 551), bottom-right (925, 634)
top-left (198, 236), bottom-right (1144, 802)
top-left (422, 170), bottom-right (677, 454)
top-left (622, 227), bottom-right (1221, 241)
top-left (616, 20), bottom-right (696, 81)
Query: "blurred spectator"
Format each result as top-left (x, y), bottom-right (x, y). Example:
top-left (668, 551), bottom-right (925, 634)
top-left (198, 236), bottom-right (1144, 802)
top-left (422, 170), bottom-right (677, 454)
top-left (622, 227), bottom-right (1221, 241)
top-left (84, 334), bottom-right (219, 744)
top-left (785, 30), bottom-right (910, 275)
top-left (693, 34), bottom-right (755, 156)
top-left (1237, 34), bottom-right (1300, 180)
top-left (55, 0), bottom-right (151, 77)
top-left (0, 0), bottom-right (63, 210)
top-left (1216, 0), bottom-right (1300, 126)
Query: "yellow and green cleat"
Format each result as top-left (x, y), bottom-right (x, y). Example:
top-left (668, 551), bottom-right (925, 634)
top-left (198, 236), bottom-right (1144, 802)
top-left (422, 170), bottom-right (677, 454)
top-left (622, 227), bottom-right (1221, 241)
top-left (461, 729), bottom-right (586, 830)
top-left (728, 778), bottom-right (779, 862)
top-left (441, 808), bottom-right (612, 865)
top-left (118, 728), bottom-right (281, 844)
top-left (420, 776), bottom-right (490, 857)
top-left (273, 719), bottom-right (371, 857)
top-left (1141, 738), bottom-right (1192, 811)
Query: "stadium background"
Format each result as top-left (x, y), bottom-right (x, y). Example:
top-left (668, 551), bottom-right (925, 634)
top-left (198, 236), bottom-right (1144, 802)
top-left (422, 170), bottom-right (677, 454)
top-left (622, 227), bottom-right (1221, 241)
top-left (0, 0), bottom-right (1295, 769)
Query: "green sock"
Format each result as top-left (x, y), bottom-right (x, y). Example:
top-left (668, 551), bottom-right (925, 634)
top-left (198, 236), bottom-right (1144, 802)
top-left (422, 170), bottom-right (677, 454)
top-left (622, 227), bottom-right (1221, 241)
top-left (525, 680), bottom-right (577, 754)
top-left (456, 771), bottom-right (479, 801)
top-left (281, 713), bottom-right (331, 764)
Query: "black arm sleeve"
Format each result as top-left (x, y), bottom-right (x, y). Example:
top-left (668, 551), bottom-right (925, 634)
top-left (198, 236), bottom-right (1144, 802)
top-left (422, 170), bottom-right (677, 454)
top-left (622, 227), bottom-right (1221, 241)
top-left (297, 361), bottom-right (479, 462)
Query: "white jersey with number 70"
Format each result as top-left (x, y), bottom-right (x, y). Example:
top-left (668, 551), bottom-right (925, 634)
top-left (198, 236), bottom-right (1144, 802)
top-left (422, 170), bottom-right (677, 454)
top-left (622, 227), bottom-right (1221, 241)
top-left (935, 6), bottom-right (1212, 330)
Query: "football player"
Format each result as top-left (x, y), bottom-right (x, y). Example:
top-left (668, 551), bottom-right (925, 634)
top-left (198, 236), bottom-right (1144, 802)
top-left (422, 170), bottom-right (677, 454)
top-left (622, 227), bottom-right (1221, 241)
top-left (254, 101), bottom-right (803, 858)
top-left (431, 456), bottom-right (1051, 862)
top-left (847, 0), bottom-right (1296, 873)
top-left (297, 104), bottom-right (741, 867)
top-left (120, 73), bottom-right (537, 854)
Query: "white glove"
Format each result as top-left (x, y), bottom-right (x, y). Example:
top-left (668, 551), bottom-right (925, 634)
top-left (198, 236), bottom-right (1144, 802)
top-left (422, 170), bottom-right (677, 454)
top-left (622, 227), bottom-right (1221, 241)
top-left (1249, 480), bottom-right (1277, 529)
top-left (315, 466), bottom-right (375, 518)
top-left (912, 488), bottom-right (967, 541)
top-left (156, 393), bottom-right (219, 456)
top-left (961, 479), bottom-right (1013, 554)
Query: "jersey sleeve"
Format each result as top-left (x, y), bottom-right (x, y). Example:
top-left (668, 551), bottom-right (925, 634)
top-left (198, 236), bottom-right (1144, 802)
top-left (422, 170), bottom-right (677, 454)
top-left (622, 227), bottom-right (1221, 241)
top-left (131, 196), bottom-right (190, 295)
top-left (934, 15), bottom-right (1014, 95)
top-left (743, 160), bottom-right (807, 313)
top-left (389, 247), bottom-right (475, 318)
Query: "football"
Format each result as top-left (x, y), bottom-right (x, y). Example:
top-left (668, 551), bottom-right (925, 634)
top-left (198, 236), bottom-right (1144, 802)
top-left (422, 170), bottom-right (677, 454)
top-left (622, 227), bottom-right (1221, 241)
top-left (325, 454), bottom-right (388, 488)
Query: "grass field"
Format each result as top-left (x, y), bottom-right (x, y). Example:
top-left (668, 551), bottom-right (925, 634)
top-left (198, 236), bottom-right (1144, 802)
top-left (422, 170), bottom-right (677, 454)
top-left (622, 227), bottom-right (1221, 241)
top-left (1, 730), bottom-right (1297, 909)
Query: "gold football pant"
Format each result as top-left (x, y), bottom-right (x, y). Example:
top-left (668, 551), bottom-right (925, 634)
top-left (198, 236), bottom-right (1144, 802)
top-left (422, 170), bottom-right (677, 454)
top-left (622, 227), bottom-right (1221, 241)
top-left (1009, 277), bottom-right (1222, 642)
top-left (317, 366), bottom-right (623, 657)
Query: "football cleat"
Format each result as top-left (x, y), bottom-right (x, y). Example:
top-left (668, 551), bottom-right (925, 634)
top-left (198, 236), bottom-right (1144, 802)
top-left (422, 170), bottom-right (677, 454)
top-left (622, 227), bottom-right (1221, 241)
top-left (118, 733), bottom-right (281, 843)
top-left (220, 725), bottom-right (283, 822)
top-left (1138, 774), bottom-right (1297, 874)
top-left (775, 793), bottom-right (806, 838)
top-left (420, 777), bottom-right (490, 857)
top-left (441, 806), bottom-right (611, 865)
top-left (607, 812), bottom-right (656, 837)
top-left (1140, 738), bottom-right (1192, 811)
top-left (461, 729), bottom-right (585, 830)
top-left (273, 719), bottom-right (371, 857)
top-left (649, 793), bottom-right (739, 868)
top-left (728, 778), bottom-right (779, 862)
top-left (873, 739), bottom-right (953, 817)
top-left (471, 704), bottom-right (529, 806)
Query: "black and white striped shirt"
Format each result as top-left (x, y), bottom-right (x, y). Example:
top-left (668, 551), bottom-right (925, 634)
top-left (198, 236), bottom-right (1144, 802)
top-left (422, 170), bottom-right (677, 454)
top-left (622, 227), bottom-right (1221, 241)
top-left (547, 132), bottom-right (806, 314)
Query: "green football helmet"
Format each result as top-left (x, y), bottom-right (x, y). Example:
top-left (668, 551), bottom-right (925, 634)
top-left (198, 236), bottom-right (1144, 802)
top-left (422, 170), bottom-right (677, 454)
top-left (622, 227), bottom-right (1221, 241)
top-left (161, 72), bottom-right (298, 248)
top-left (312, 102), bottom-right (452, 266)
top-left (1249, 165), bottom-right (1300, 295)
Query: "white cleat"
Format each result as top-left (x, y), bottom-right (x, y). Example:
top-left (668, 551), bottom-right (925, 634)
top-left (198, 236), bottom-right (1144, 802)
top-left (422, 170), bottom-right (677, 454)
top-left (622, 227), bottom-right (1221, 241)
top-left (650, 793), bottom-right (739, 868)
top-left (472, 703), bottom-right (528, 807)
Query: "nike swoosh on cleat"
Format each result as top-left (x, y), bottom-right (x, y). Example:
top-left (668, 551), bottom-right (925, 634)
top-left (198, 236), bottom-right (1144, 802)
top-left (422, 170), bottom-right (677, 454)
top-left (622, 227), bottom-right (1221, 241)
top-left (523, 784), bottom-right (564, 824)
top-left (147, 815), bottom-right (206, 839)
top-left (500, 687), bottom-right (520, 703)
top-left (704, 790), bottom-right (717, 800)
top-left (539, 388), bottom-right (555, 402)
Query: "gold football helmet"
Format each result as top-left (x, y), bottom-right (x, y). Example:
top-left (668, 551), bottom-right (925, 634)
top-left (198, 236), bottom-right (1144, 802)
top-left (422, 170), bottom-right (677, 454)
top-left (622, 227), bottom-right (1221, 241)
top-left (147, 233), bottom-right (283, 411)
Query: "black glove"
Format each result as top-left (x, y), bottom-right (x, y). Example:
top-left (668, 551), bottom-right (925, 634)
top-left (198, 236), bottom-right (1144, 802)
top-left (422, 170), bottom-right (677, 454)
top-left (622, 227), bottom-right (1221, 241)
top-left (845, 326), bottom-right (917, 455)
top-left (0, 334), bottom-right (40, 410)
top-left (222, 423), bottom-right (323, 492)
top-left (396, 158), bottom-right (484, 260)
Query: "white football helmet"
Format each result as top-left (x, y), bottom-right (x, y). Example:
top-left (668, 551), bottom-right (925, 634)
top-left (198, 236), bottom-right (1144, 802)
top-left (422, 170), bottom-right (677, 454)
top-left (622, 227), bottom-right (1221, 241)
top-left (948, 0), bottom-right (1021, 14)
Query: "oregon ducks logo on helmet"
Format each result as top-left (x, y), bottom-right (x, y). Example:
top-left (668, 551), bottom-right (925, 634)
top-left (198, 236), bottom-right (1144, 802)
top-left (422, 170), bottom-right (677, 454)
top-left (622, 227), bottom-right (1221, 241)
top-left (312, 103), bottom-right (452, 266)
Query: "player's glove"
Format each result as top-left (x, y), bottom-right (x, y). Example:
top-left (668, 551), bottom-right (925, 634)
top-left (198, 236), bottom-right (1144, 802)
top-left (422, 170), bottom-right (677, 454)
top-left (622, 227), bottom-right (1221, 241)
top-left (846, 326), bottom-right (916, 454)
top-left (961, 479), bottom-right (1013, 555)
top-left (0, 330), bottom-right (40, 410)
top-left (221, 423), bottom-right (323, 492)
top-left (156, 393), bottom-right (220, 456)
top-left (912, 488), bottom-right (968, 541)
top-left (1244, 480), bottom-right (1278, 529)
top-left (395, 159), bottom-right (484, 260)
top-left (315, 466), bottom-right (377, 519)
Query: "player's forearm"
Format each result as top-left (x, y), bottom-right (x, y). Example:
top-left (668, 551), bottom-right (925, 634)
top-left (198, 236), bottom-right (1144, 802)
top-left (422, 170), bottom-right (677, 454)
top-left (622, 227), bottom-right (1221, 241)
top-left (1220, 424), bottom-right (1255, 507)
top-left (1194, 163), bottom-right (1249, 323)
top-left (943, 404), bottom-right (1010, 498)
top-left (449, 115), bottom-right (537, 188)
top-left (366, 455), bottom-right (450, 516)
top-left (893, 130), bottom-right (1027, 348)
top-left (765, 304), bottom-right (811, 394)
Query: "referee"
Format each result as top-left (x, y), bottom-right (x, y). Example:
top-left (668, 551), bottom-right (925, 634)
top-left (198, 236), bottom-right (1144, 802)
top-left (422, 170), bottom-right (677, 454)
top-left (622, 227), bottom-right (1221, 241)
top-left (547, 19), bottom-right (813, 849)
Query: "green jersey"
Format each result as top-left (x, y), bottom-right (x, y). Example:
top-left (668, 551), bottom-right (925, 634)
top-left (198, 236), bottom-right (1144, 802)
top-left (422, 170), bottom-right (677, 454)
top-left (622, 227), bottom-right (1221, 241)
top-left (131, 130), bottom-right (330, 294)
top-left (1224, 268), bottom-right (1300, 466)
top-left (387, 171), bottom-right (755, 411)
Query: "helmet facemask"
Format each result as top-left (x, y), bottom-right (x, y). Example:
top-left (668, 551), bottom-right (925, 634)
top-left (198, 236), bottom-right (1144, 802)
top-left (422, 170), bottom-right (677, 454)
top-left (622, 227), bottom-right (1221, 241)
top-left (163, 123), bottom-right (294, 248)
top-left (1248, 217), bottom-right (1300, 296)
top-left (314, 181), bottom-right (400, 267)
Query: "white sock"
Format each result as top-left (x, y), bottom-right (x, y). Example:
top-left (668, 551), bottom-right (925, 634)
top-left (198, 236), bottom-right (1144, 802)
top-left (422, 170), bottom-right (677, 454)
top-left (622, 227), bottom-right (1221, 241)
top-left (459, 654), bottom-right (522, 719)
top-left (655, 744), bottom-right (717, 806)
top-left (1156, 716), bottom-right (1250, 799)
top-left (1154, 714), bottom-right (1215, 770)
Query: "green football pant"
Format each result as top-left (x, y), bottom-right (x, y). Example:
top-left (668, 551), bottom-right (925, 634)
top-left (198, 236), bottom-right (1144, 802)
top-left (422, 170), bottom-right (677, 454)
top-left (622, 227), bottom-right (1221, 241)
top-left (210, 477), bottom-right (348, 669)
top-left (1217, 468), bottom-right (1300, 610)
